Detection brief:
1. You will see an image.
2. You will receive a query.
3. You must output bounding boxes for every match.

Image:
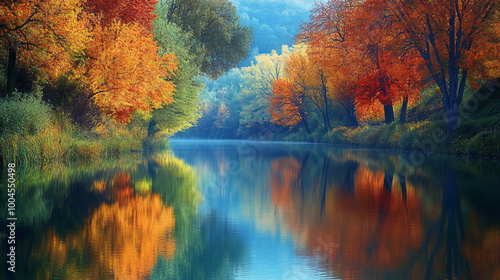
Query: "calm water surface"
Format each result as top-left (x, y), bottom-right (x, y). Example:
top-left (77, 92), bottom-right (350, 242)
top-left (1, 140), bottom-right (500, 279)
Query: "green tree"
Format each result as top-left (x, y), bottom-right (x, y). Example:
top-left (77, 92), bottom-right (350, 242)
top-left (239, 46), bottom-right (292, 136)
top-left (150, 17), bottom-right (203, 140)
top-left (165, 0), bottom-right (253, 78)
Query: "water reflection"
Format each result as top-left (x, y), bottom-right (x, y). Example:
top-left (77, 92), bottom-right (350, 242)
top-left (2, 141), bottom-right (500, 280)
top-left (0, 152), bottom-right (206, 279)
top-left (269, 152), bottom-right (423, 279)
top-left (33, 172), bottom-right (176, 280)
top-left (168, 141), bottom-right (500, 280)
top-left (264, 148), bottom-right (500, 280)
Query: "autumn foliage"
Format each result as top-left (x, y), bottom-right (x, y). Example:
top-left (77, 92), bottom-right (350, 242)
top-left (0, 0), bottom-right (178, 123)
top-left (85, 0), bottom-right (158, 31)
top-left (269, 79), bottom-right (305, 128)
top-left (289, 0), bottom-right (500, 133)
top-left (0, 0), bottom-right (90, 83)
top-left (84, 21), bottom-right (177, 123)
top-left (292, 0), bottom-right (428, 126)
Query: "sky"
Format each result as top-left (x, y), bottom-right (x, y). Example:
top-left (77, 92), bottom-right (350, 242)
top-left (231, 0), bottom-right (318, 66)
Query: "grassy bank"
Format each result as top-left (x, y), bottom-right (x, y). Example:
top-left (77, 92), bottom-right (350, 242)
top-left (0, 92), bottom-right (145, 166)
top-left (320, 82), bottom-right (500, 158)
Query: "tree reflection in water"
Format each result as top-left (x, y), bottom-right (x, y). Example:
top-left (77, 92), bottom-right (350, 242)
top-left (6, 144), bottom-right (500, 280)
top-left (268, 149), bottom-right (500, 280)
top-left (420, 166), bottom-right (469, 279)
top-left (31, 172), bottom-right (176, 280)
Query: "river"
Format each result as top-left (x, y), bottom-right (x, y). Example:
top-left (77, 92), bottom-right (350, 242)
top-left (1, 140), bottom-right (500, 279)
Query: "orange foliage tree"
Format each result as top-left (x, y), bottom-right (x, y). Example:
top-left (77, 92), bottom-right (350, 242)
top-left (0, 0), bottom-right (90, 94)
top-left (284, 45), bottom-right (334, 130)
top-left (83, 20), bottom-right (177, 123)
top-left (72, 0), bottom-right (179, 123)
top-left (350, 0), bottom-right (398, 123)
top-left (269, 78), bottom-right (312, 134)
top-left (299, 0), bottom-right (363, 127)
top-left (300, 0), bottom-right (426, 125)
top-left (386, 0), bottom-right (499, 134)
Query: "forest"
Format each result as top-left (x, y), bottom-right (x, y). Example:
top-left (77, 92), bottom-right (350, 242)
top-left (180, 0), bottom-right (500, 157)
top-left (2, 0), bottom-right (500, 165)
top-left (0, 0), bottom-right (253, 164)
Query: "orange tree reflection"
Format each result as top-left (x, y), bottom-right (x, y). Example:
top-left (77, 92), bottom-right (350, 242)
top-left (270, 153), bottom-right (424, 279)
top-left (33, 172), bottom-right (176, 280)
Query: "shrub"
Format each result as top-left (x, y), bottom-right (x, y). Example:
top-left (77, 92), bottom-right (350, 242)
top-left (325, 127), bottom-right (350, 144)
top-left (0, 91), bottom-right (52, 136)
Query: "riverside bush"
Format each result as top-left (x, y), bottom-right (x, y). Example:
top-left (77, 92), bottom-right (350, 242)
top-left (0, 91), bottom-right (52, 136)
top-left (0, 91), bottom-right (143, 165)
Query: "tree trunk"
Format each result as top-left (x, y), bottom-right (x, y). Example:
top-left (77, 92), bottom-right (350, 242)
top-left (144, 120), bottom-right (158, 151)
top-left (446, 102), bottom-right (459, 136)
top-left (302, 116), bottom-right (312, 135)
top-left (324, 102), bottom-right (332, 130)
top-left (383, 103), bottom-right (395, 124)
top-left (399, 96), bottom-right (408, 124)
top-left (6, 47), bottom-right (17, 95)
top-left (319, 71), bottom-right (332, 130)
top-left (345, 102), bottom-right (358, 127)
top-left (322, 113), bottom-right (329, 132)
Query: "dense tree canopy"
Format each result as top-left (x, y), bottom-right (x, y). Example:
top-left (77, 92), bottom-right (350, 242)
top-left (85, 0), bottom-right (158, 30)
top-left (151, 16), bottom-right (202, 137)
top-left (84, 21), bottom-right (177, 123)
top-left (0, 0), bottom-right (90, 94)
top-left (0, 0), bottom-right (255, 149)
top-left (165, 0), bottom-right (254, 78)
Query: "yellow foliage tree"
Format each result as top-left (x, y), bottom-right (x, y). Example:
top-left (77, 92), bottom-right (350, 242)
top-left (83, 20), bottom-right (178, 123)
top-left (0, 0), bottom-right (90, 92)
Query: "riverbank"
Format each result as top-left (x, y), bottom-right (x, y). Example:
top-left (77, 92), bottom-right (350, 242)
top-left (320, 82), bottom-right (500, 158)
top-left (0, 94), bottom-right (147, 166)
top-left (0, 119), bottom-right (142, 166)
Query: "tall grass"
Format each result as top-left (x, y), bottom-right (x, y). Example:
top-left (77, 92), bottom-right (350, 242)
top-left (0, 91), bottom-right (143, 166)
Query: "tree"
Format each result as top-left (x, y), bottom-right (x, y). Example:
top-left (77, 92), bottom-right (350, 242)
top-left (0, 0), bottom-right (90, 95)
top-left (390, 52), bottom-right (426, 123)
top-left (351, 0), bottom-right (398, 124)
top-left (386, 0), bottom-right (498, 134)
top-left (269, 78), bottom-right (312, 134)
top-left (300, 0), bottom-right (426, 125)
top-left (83, 21), bottom-right (177, 123)
top-left (299, 0), bottom-right (362, 127)
top-left (285, 44), bottom-right (333, 130)
top-left (166, 0), bottom-right (253, 78)
top-left (240, 46), bottom-right (292, 128)
top-left (150, 18), bottom-right (203, 138)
